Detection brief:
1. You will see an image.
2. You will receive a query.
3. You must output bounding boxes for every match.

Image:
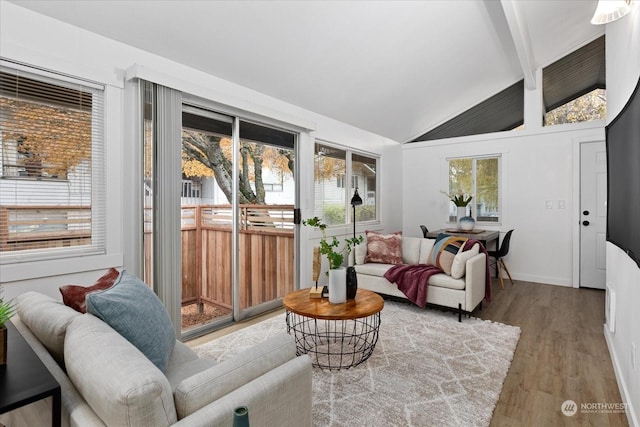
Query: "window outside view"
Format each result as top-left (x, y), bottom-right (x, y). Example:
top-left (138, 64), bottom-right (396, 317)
top-left (448, 157), bottom-right (500, 223)
top-left (0, 69), bottom-right (103, 262)
top-left (314, 143), bottom-right (377, 226)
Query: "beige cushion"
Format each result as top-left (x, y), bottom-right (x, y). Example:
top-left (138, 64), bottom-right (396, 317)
top-left (428, 273), bottom-right (466, 290)
top-left (354, 243), bottom-right (367, 265)
top-left (402, 237), bottom-right (422, 265)
top-left (165, 342), bottom-right (216, 390)
top-left (353, 263), bottom-right (394, 277)
top-left (418, 239), bottom-right (436, 264)
top-left (451, 243), bottom-right (480, 279)
top-left (64, 314), bottom-right (177, 426)
top-left (15, 291), bottom-right (80, 367)
top-left (174, 333), bottom-right (295, 419)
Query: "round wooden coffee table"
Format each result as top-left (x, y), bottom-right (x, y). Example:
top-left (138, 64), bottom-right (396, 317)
top-left (283, 288), bottom-right (384, 370)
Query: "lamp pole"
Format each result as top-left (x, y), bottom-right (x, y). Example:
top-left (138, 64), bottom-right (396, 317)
top-left (350, 188), bottom-right (363, 239)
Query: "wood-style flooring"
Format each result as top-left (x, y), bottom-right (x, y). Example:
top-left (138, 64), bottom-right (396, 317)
top-left (1, 279), bottom-right (630, 426)
top-left (476, 279), bottom-right (629, 426)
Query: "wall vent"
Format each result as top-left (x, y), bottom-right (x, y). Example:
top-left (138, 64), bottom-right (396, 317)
top-left (606, 284), bottom-right (616, 333)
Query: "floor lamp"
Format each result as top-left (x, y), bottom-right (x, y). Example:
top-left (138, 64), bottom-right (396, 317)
top-left (350, 188), bottom-right (363, 239)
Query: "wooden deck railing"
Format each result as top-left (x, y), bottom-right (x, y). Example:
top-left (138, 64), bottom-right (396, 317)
top-left (0, 205), bottom-right (91, 251)
top-left (158, 204), bottom-right (295, 310)
top-left (1, 203), bottom-right (295, 312)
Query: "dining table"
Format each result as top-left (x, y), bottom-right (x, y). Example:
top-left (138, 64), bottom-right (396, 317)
top-left (425, 228), bottom-right (500, 252)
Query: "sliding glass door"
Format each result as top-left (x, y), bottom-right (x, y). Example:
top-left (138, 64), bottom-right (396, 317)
top-left (142, 84), bottom-right (297, 339)
top-left (236, 121), bottom-right (296, 318)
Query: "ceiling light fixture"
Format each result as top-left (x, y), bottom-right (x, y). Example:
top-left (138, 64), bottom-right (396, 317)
top-left (591, 0), bottom-right (632, 25)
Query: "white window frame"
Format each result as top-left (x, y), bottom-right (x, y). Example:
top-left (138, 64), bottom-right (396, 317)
top-left (313, 141), bottom-right (379, 227)
top-left (0, 62), bottom-right (107, 266)
top-left (446, 154), bottom-right (501, 225)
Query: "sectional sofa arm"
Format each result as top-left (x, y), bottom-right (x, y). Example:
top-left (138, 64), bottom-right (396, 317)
top-left (174, 355), bottom-right (312, 427)
top-left (13, 316), bottom-right (107, 427)
top-left (174, 332), bottom-right (300, 418)
top-left (465, 252), bottom-right (488, 311)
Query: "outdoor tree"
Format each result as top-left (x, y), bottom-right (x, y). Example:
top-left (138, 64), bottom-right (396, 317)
top-left (181, 130), bottom-right (294, 204)
top-left (545, 89), bottom-right (606, 125)
top-left (0, 98), bottom-right (91, 178)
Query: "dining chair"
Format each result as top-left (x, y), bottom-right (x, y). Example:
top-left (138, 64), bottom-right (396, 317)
top-left (420, 225), bottom-right (429, 238)
top-left (487, 229), bottom-right (514, 289)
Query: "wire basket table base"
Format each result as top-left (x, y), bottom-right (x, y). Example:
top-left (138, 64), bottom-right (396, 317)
top-left (286, 311), bottom-right (381, 370)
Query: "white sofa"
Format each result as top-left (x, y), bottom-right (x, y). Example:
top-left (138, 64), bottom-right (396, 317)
top-left (353, 236), bottom-right (487, 321)
top-left (13, 291), bottom-right (312, 427)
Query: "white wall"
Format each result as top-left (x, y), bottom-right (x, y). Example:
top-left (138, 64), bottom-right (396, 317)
top-left (402, 122), bottom-right (604, 286)
top-left (604, 5), bottom-right (640, 426)
top-left (0, 3), bottom-right (402, 298)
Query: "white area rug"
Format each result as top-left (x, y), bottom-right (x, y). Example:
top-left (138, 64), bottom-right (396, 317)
top-left (194, 300), bottom-right (520, 427)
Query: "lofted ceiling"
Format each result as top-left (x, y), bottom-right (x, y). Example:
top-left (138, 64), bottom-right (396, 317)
top-left (8, 0), bottom-right (604, 143)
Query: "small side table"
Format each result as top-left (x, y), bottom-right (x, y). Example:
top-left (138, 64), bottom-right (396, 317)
top-left (0, 321), bottom-right (61, 427)
top-left (283, 288), bottom-right (384, 370)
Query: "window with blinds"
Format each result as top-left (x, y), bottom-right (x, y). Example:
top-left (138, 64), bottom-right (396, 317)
top-left (0, 65), bottom-right (105, 263)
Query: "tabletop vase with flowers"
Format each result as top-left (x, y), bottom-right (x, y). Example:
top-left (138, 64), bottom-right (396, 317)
top-left (442, 191), bottom-right (475, 230)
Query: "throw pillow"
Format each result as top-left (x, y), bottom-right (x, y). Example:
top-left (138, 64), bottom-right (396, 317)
top-left (428, 233), bottom-right (468, 275)
top-left (59, 268), bottom-right (120, 313)
top-left (364, 231), bottom-right (403, 265)
top-left (86, 270), bottom-right (176, 371)
top-left (15, 291), bottom-right (80, 368)
top-left (451, 243), bottom-right (480, 279)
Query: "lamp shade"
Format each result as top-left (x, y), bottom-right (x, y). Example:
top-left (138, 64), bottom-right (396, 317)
top-left (591, 0), bottom-right (632, 25)
top-left (350, 188), bottom-right (363, 206)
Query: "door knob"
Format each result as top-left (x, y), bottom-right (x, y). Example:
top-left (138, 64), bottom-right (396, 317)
top-left (582, 220), bottom-right (590, 226)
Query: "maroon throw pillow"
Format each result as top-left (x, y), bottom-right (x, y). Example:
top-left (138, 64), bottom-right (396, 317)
top-left (59, 268), bottom-right (120, 313)
top-left (364, 231), bottom-right (403, 265)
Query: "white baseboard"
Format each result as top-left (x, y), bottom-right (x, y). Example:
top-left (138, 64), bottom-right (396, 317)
top-left (604, 326), bottom-right (639, 427)
top-left (508, 273), bottom-right (573, 287)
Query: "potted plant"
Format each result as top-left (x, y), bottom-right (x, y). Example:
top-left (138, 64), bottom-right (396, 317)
top-left (0, 290), bottom-right (15, 365)
top-left (303, 216), bottom-right (363, 303)
top-left (442, 191), bottom-right (473, 226)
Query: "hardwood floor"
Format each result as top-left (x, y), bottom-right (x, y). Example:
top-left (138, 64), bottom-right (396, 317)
top-left (475, 279), bottom-right (629, 426)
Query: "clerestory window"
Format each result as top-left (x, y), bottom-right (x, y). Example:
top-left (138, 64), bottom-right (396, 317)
top-left (543, 36), bottom-right (606, 126)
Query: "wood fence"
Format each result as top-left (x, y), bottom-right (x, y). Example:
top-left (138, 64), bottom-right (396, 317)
top-left (158, 204), bottom-right (295, 311)
top-left (0, 205), bottom-right (91, 251)
top-left (1, 204), bottom-right (295, 311)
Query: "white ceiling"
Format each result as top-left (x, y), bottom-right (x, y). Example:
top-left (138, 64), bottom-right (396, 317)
top-left (9, 0), bottom-right (603, 142)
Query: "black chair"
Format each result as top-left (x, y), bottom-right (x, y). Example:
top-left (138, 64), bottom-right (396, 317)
top-left (420, 225), bottom-right (429, 238)
top-left (487, 229), bottom-right (514, 289)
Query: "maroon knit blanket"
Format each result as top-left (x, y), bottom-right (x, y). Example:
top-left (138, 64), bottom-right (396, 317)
top-left (383, 238), bottom-right (492, 308)
top-left (383, 264), bottom-right (443, 308)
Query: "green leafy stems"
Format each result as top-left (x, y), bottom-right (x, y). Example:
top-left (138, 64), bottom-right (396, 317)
top-left (0, 297), bottom-right (15, 328)
top-left (441, 190), bottom-right (472, 207)
top-left (303, 216), bottom-right (364, 270)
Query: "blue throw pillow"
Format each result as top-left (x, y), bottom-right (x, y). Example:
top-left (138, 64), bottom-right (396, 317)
top-left (86, 270), bottom-right (176, 371)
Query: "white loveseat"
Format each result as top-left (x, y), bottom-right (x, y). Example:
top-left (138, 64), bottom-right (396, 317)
top-left (353, 236), bottom-right (487, 321)
top-left (13, 291), bottom-right (312, 427)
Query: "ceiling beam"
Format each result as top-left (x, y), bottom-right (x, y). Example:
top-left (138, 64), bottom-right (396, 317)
top-left (500, 0), bottom-right (537, 90)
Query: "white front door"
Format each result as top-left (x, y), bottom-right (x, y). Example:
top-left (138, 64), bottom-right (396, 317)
top-left (580, 141), bottom-right (607, 289)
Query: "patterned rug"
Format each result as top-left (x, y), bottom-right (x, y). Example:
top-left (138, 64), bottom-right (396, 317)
top-left (193, 300), bottom-right (520, 427)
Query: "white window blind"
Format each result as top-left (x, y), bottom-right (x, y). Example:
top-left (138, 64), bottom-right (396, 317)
top-left (0, 64), bottom-right (105, 263)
